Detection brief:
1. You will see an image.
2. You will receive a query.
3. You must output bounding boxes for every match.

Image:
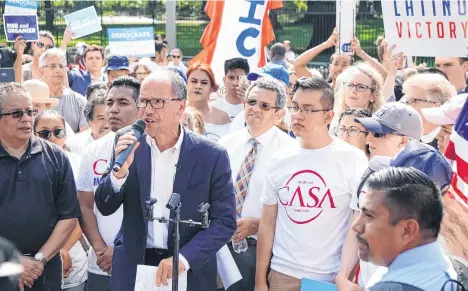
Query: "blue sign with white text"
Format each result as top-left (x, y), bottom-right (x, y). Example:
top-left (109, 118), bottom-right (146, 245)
top-left (3, 15), bottom-right (39, 42)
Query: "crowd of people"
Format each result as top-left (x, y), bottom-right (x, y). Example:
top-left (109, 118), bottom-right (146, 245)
top-left (0, 24), bottom-right (468, 291)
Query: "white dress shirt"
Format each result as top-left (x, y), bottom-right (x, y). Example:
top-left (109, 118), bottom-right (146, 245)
top-left (110, 127), bottom-right (190, 269)
top-left (218, 126), bottom-right (296, 239)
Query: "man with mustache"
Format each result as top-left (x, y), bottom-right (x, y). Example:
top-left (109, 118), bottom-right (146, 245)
top-left (76, 76), bottom-right (140, 291)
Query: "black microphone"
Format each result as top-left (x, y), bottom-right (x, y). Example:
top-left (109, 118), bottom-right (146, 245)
top-left (145, 197), bottom-right (158, 206)
top-left (113, 120), bottom-right (146, 173)
top-left (166, 193), bottom-right (181, 210)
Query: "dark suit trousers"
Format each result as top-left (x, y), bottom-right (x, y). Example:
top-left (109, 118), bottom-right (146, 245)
top-left (225, 239), bottom-right (257, 291)
top-left (145, 248), bottom-right (170, 266)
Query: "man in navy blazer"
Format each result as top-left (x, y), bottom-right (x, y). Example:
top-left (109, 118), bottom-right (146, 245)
top-left (95, 68), bottom-right (236, 291)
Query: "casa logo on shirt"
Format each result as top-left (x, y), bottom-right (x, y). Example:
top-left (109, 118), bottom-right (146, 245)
top-left (278, 170), bottom-right (336, 224)
top-left (93, 159), bottom-right (108, 186)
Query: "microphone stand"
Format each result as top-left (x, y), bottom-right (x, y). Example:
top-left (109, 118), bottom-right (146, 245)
top-left (146, 195), bottom-right (210, 291)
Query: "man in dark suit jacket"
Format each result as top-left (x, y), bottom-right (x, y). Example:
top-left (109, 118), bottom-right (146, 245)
top-left (95, 68), bottom-right (236, 291)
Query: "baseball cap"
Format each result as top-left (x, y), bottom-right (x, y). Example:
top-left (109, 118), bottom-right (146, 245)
top-left (167, 65), bottom-right (187, 84)
top-left (75, 42), bottom-right (87, 56)
top-left (23, 79), bottom-right (59, 107)
top-left (390, 140), bottom-right (453, 192)
top-left (421, 93), bottom-right (468, 125)
top-left (355, 102), bottom-right (423, 140)
top-left (105, 55), bottom-right (129, 72)
top-left (247, 63), bottom-right (289, 86)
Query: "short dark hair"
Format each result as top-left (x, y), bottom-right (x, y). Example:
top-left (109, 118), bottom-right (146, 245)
top-left (421, 68), bottom-right (449, 80)
top-left (459, 57), bottom-right (468, 65)
top-left (155, 41), bottom-right (165, 53)
top-left (84, 90), bottom-right (107, 122)
top-left (84, 45), bottom-right (104, 60)
top-left (108, 76), bottom-right (141, 101)
top-left (292, 77), bottom-right (335, 109)
top-left (366, 167), bottom-right (443, 239)
top-left (33, 110), bottom-right (65, 132)
top-left (85, 82), bottom-right (107, 100)
top-left (338, 108), bottom-right (372, 124)
top-left (224, 58), bottom-right (250, 75)
top-left (330, 53), bottom-right (354, 64)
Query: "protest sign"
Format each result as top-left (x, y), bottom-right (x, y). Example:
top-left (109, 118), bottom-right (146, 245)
top-left (64, 6), bottom-right (102, 39)
top-left (3, 15), bottom-right (39, 42)
top-left (382, 0), bottom-right (468, 57)
top-left (0, 68), bottom-right (15, 83)
top-left (107, 27), bottom-right (155, 58)
top-left (4, 0), bottom-right (38, 15)
top-left (336, 0), bottom-right (356, 55)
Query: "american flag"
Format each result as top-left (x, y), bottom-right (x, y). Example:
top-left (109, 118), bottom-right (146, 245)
top-left (445, 98), bottom-right (468, 209)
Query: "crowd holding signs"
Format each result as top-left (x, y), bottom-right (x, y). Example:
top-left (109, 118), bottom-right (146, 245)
top-left (0, 0), bottom-right (468, 291)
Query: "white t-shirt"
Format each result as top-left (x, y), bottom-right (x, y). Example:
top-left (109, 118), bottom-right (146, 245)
top-left (68, 128), bottom-right (95, 156)
top-left (76, 132), bottom-right (123, 276)
top-left (211, 98), bottom-right (244, 121)
top-left (229, 111), bottom-right (246, 134)
top-left (64, 151), bottom-right (88, 288)
top-left (219, 127), bottom-right (296, 239)
top-left (205, 123), bottom-right (231, 142)
top-left (261, 138), bottom-right (368, 281)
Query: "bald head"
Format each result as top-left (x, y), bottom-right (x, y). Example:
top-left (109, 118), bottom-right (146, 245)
top-left (143, 69), bottom-right (187, 100)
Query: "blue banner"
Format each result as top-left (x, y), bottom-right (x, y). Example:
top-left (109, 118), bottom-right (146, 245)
top-left (64, 6), bottom-right (102, 39)
top-left (3, 15), bottom-right (39, 42)
top-left (5, 0), bottom-right (38, 10)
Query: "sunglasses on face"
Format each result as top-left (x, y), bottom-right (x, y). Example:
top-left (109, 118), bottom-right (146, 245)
top-left (245, 99), bottom-right (278, 111)
top-left (172, 55), bottom-right (181, 59)
top-left (36, 128), bottom-right (66, 140)
top-left (0, 108), bottom-right (37, 119)
top-left (35, 41), bottom-right (53, 50)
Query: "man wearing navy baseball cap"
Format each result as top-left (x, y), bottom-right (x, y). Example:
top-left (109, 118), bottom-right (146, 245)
top-left (105, 55), bottom-right (130, 86)
top-left (354, 102), bottom-right (423, 158)
top-left (247, 63), bottom-right (290, 87)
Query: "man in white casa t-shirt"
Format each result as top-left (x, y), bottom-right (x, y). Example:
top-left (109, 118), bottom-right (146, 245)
top-left (76, 76), bottom-right (141, 291)
top-left (255, 77), bottom-right (368, 291)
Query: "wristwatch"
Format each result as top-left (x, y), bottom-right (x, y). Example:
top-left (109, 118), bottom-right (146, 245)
top-left (34, 252), bottom-right (48, 266)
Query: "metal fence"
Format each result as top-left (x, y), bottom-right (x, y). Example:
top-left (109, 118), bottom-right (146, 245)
top-left (0, 0), bottom-right (389, 62)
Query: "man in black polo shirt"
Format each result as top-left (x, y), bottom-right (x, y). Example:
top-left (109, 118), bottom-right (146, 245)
top-left (0, 83), bottom-right (80, 291)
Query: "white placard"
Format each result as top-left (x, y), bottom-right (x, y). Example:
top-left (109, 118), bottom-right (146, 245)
top-left (134, 265), bottom-right (187, 291)
top-left (336, 0), bottom-right (357, 54)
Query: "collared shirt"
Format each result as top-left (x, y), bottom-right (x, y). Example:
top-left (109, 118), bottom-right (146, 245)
top-left (366, 241), bottom-right (458, 291)
top-left (0, 136), bottom-right (81, 254)
top-left (219, 126), bottom-right (296, 239)
top-left (111, 126), bottom-right (190, 269)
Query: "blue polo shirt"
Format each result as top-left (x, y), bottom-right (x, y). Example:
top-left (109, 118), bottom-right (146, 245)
top-left (0, 136), bottom-right (81, 254)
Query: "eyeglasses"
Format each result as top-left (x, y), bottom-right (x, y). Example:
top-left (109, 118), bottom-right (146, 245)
top-left (42, 64), bottom-right (66, 70)
top-left (370, 132), bottom-right (404, 138)
top-left (343, 82), bottom-right (374, 92)
top-left (245, 99), bottom-right (278, 111)
top-left (136, 98), bottom-right (182, 109)
top-left (0, 108), bottom-right (37, 119)
top-left (404, 98), bottom-right (437, 107)
top-left (172, 55), bottom-right (181, 59)
top-left (35, 41), bottom-right (53, 50)
top-left (287, 106), bottom-right (331, 115)
top-left (336, 126), bottom-right (368, 137)
top-left (36, 128), bottom-right (66, 140)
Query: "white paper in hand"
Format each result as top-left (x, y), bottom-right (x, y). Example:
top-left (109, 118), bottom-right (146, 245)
top-left (134, 265), bottom-right (187, 291)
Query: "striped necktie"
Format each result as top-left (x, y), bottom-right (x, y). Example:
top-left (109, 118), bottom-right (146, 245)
top-left (234, 138), bottom-right (259, 217)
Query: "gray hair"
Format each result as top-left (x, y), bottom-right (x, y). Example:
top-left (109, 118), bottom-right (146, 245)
top-left (245, 77), bottom-right (287, 109)
top-left (39, 48), bottom-right (67, 68)
top-left (39, 30), bottom-right (55, 47)
top-left (84, 90), bottom-right (107, 122)
top-left (0, 83), bottom-right (30, 113)
top-left (143, 68), bottom-right (187, 100)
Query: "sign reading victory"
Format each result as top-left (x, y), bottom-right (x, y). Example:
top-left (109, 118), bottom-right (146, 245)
top-left (382, 0), bottom-right (468, 57)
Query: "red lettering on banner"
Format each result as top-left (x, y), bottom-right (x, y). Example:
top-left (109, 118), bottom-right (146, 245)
top-left (407, 22), bottom-right (412, 38)
top-left (415, 22), bottom-right (422, 38)
top-left (396, 22), bottom-right (403, 38)
top-left (426, 21), bottom-right (432, 38)
top-left (437, 22), bottom-right (445, 38)
top-left (462, 22), bottom-right (468, 38)
top-left (449, 22), bottom-right (456, 38)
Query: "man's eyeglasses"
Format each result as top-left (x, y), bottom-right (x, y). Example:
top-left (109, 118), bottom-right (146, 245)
top-left (36, 128), bottom-right (66, 140)
top-left (0, 108), bottom-right (37, 119)
top-left (336, 126), bottom-right (369, 137)
top-left (245, 99), bottom-right (278, 111)
top-left (172, 55), bottom-right (181, 59)
top-left (343, 82), bottom-right (374, 92)
top-left (42, 64), bottom-right (66, 70)
top-left (136, 98), bottom-right (182, 109)
top-left (370, 132), bottom-right (404, 138)
top-left (287, 106), bottom-right (331, 115)
top-left (35, 41), bottom-right (53, 50)
top-left (404, 98), bottom-right (437, 107)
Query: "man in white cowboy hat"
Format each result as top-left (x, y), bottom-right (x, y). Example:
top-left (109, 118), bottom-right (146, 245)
top-left (22, 79), bottom-right (75, 141)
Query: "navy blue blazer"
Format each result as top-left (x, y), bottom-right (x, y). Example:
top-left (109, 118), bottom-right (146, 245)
top-left (95, 129), bottom-right (236, 291)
